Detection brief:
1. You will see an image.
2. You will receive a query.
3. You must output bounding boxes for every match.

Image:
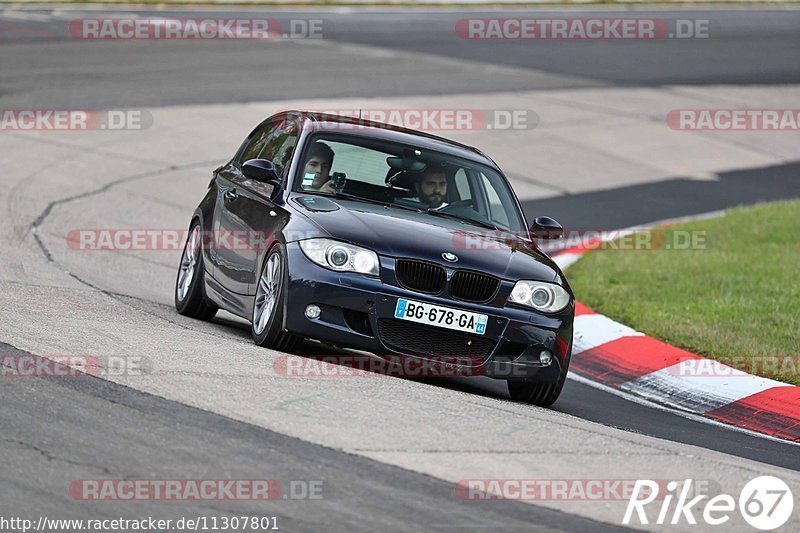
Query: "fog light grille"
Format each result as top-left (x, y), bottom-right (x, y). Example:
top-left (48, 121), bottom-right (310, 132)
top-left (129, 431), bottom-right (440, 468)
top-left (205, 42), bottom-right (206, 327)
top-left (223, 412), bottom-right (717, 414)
top-left (377, 319), bottom-right (494, 359)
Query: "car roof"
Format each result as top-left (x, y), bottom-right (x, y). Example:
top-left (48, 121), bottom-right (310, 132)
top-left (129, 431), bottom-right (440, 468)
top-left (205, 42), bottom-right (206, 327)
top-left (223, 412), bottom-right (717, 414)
top-left (286, 111), bottom-right (500, 170)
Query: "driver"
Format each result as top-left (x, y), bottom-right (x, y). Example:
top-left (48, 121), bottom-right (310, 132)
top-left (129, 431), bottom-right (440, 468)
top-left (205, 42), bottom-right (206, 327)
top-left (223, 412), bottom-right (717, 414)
top-left (303, 142), bottom-right (336, 193)
top-left (412, 167), bottom-right (448, 210)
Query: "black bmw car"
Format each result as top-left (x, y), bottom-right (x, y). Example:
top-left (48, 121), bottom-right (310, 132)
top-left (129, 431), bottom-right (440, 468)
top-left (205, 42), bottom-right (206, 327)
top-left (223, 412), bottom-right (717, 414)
top-left (175, 111), bottom-right (574, 406)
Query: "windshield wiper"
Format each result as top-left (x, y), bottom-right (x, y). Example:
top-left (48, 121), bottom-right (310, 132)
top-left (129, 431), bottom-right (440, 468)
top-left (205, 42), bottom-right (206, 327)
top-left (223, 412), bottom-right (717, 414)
top-left (425, 209), bottom-right (498, 230)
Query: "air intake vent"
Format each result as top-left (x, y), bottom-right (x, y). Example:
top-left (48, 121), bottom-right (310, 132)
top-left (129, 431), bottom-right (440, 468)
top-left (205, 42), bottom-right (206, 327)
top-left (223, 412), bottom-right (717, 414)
top-left (450, 270), bottom-right (500, 303)
top-left (395, 259), bottom-right (446, 294)
top-left (378, 319), bottom-right (494, 360)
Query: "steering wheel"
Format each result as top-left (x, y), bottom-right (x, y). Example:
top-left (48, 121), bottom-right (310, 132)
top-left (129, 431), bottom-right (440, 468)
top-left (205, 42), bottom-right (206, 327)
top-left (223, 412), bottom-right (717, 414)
top-left (385, 169), bottom-right (405, 187)
top-left (440, 199), bottom-right (473, 209)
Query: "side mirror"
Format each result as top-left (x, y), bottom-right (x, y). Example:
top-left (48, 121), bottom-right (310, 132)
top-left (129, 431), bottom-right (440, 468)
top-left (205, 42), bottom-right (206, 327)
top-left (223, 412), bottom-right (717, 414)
top-left (530, 216), bottom-right (563, 240)
top-left (242, 159), bottom-right (280, 184)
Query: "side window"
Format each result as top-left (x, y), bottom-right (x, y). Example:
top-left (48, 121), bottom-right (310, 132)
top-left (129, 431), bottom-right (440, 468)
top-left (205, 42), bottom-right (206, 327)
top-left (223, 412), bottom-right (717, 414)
top-left (240, 123), bottom-right (272, 164)
top-left (454, 168), bottom-right (472, 201)
top-left (240, 120), bottom-right (298, 178)
top-left (481, 173), bottom-right (510, 228)
top-left (259, 131), bottom-right (298, 178)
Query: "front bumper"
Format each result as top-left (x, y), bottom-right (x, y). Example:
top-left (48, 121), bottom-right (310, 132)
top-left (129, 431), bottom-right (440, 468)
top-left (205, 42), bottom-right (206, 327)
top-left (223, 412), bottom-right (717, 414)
top-left (283, 243), bottom-right (573, 382)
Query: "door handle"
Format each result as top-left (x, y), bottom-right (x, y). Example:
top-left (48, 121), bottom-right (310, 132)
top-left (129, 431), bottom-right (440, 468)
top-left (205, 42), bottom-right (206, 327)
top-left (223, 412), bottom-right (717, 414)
top-left (225, 189), bottom-right (239, 201)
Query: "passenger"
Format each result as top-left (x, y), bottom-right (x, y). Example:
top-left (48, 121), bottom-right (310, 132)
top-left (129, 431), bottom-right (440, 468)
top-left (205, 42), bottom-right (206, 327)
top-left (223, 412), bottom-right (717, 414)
top-left (303, 142), bottom-right (336, 193)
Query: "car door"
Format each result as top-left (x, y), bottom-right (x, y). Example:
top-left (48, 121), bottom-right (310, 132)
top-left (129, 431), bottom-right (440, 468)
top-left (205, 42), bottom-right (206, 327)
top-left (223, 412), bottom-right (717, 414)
top-left (212, 119), bottom-right (298, 295)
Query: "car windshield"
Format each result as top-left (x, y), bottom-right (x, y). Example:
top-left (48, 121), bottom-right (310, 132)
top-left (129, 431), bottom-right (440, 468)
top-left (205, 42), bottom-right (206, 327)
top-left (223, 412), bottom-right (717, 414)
top-left (292, 133), bottom-right (526, 231)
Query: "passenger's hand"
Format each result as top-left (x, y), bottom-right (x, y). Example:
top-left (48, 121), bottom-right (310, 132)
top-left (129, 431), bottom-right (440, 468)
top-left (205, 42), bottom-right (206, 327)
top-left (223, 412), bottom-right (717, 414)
top-left (318, 181), bottom-right (336, 194)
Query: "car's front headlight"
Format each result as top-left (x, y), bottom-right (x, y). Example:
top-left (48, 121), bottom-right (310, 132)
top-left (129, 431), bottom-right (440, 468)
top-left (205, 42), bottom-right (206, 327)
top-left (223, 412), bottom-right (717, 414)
top-left (508, 280), bottom-right (571, 313)
top-left (299, 238), bottom-right (380, 276)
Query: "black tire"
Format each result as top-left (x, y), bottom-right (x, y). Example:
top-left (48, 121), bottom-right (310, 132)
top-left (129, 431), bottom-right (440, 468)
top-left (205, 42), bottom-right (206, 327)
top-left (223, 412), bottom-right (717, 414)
top-left (507, 349), bottom-right (571, 407)
top-left (174, 221), bottom-right (218, 320)
top-left (251, 244), bottom-right (300, 351)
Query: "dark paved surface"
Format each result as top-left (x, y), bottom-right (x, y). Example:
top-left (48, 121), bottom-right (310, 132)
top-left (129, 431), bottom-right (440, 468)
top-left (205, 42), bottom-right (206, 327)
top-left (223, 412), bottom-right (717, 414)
top-left (1, 9), bottom-right (800, 108)
top-left (0, 341), bottom-right (630, 532)
top-left (2, 6), bottom-right (799, 529)
top-left (226, 318), bottom-right (800, 473)
top-left (436, 374), bottom-right (800, 472)
top-left (521, 161), bottom-right (800, 230)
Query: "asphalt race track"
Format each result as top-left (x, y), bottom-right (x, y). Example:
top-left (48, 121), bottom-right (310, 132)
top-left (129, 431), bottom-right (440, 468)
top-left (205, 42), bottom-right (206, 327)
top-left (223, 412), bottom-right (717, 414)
top-left (1, 5), bottom-right (799, 531)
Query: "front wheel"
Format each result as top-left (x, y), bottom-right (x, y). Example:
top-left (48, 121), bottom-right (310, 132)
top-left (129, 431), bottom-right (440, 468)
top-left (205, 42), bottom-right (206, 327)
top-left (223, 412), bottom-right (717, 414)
top-left (507, 350), bottom-right (571, 407)
top-left (251, 244), bottom-right (300, 351)
top-left (175, 222), bottom-right (218, 320)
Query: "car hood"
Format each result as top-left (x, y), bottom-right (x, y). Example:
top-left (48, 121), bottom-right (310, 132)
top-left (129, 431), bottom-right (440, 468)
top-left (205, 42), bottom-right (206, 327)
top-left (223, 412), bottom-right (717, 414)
top-left (291, 197), bottom-right (559, 283)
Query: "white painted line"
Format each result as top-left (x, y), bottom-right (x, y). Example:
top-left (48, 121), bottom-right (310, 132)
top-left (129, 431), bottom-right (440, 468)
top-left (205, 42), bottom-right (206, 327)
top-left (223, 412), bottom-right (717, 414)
top-left (552, 252), bottom-right (583, 270)
top-left (621, 363), bottom-right (792, 414)
top-left (556, 206), bottom-right (798, 441)
top-left (572, 314), bottom-right (643, 355)
top-left (567, 372), bottom-right (800, 448)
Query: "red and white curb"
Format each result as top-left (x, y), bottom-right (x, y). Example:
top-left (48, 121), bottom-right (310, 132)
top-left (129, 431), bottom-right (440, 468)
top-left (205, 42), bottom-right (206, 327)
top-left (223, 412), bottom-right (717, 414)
top-left (552, 242), bottom-right (800, 443)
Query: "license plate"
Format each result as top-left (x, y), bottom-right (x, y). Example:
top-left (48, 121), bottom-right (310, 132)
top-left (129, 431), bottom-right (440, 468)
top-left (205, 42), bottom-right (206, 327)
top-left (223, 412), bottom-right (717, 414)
top-left (394, 298), bottom-right (488, 335)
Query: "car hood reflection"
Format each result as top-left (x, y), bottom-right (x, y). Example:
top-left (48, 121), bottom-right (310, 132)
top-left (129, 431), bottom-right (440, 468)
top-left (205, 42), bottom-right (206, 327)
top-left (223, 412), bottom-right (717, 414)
top-left (296, 197), bottom-right (559, 282)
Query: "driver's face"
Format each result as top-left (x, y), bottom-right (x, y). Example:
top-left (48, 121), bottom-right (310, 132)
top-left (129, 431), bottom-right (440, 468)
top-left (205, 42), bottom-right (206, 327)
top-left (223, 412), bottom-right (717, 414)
top-left (304, 156), bottom-right (331, 188)
top-left (416, 172), bottom-right (447, 208)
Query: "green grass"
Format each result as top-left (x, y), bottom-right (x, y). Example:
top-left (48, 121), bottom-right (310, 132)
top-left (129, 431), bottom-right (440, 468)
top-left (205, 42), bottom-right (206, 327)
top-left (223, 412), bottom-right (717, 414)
top-left (567, 200), bottom-right (800, 386)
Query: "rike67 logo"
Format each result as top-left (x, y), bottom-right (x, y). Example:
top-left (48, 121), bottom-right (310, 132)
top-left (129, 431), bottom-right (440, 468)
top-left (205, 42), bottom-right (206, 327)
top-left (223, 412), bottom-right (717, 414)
top-left (624, 477), bottom-right (794, 530)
